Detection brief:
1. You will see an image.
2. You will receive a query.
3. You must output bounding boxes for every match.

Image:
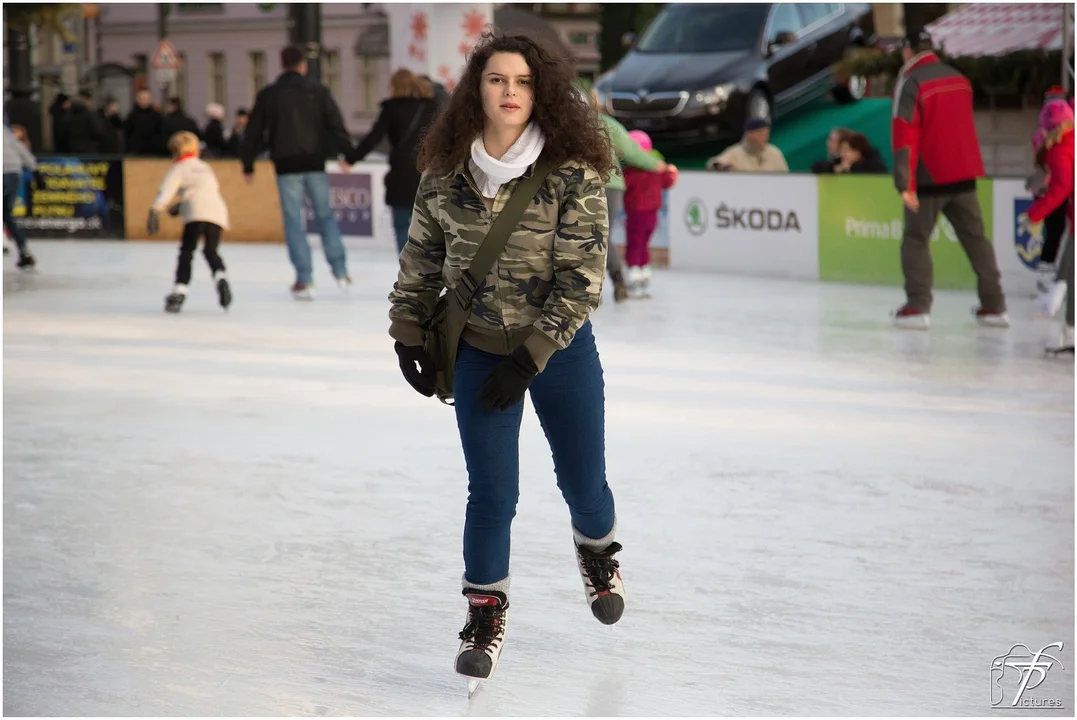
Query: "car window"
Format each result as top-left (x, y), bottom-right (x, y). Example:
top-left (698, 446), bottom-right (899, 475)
top-left (635, 3), bottom-right (770, 54)
top-left (797, 3), bottom-right (837, 27)
top-left (767, 3), bottom-right (805, 42)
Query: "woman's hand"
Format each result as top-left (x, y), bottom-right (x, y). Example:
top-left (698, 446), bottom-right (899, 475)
top-left (395, 342), bottom-right (437, 397)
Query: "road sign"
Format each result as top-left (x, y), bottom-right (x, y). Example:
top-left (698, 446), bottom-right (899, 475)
top-left (151, 39), bottom-right (181, 70)
top-left (155, 68), bottom-right (177, 87)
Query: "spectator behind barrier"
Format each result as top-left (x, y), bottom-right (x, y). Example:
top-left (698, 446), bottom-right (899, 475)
top-left (706, 117), bottom-right (788, 173)
top-left (835, 132), bottom-right (887, 174)
top-left (811, 127), bottom-right (852, 174)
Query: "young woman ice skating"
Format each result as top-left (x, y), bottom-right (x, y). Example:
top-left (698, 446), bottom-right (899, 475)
top-left (1024, 99), bottom-right (1075, 354)
top-left (386, 31), bottom-right (622, 693)
top-left (147, 131), bottom-right (232, 313)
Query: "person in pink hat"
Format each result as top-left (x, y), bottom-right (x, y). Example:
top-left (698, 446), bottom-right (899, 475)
top-left (622, 129), bottom-right (677, 298)
top-left (1023, 99), bottom-right (1074, 353)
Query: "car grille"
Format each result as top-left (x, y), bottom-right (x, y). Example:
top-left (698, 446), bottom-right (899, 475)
top-left (610, 91), bottom-right (687, 116)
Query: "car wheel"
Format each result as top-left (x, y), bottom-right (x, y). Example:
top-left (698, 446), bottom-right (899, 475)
top-left (746, 88), bottom-right (772, 122)
top-left (833, 75), bottom-right (867, 104)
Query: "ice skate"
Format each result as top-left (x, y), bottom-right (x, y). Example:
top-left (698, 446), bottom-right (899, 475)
top-left (1046, 325), bottom-right (1075, 357)
top-left (16, 252), bottom-right (35, 271)
top-left (1036, 262), bottom-right (1057, 293)
top-left (639, 265), bottom-right (653, 299)
top-left (164, 292), bottom-right (186, 313)
top-left (336, 275), bottom-right (352, 292)
top-left (973, 306), bottom-right (1010, 328)
top-left (626, 266), bottom-right (644, 299)
top-left (455, 589), bottom-right (508, 689)
top-left (1034, 280), bottom-right (1067, 319)
top-left (216, 274), bottom-right (232, 310)
top-left (574, 536), bottom-right (625, 625)
top-left (610, 270), bottom-right (629, 303)
top-left (290, 282), bottom-right (314, 301)
top-left (892, 304), bottom-right (929, 330)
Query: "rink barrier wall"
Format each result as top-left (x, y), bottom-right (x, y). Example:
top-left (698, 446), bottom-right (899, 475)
top-left (667, 171), bottom-right (1042, 293)
top-left (123, 159), bottom-right (284, 243)
top-left (22, 158), bottom-right (1043, 294)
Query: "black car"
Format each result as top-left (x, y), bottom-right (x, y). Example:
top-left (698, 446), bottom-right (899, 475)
top-left (594, 3), bottom-right (875, 149)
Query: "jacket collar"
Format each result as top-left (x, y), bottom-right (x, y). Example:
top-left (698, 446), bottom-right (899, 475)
top-left (900, 51), bottom-right (939, 78)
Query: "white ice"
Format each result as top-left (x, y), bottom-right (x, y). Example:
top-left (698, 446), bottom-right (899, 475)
top-left (4, 240), bottom-right (1074, 716)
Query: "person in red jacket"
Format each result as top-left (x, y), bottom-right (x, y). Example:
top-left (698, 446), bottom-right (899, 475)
top-left (623, 130), bottom-right (677, 298)
top-left (1024, 99), bottom-right (1074, 353)
top-left (890, 31), bottom-right (1008, 330)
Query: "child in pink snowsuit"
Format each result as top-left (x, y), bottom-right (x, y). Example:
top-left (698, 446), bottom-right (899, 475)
top-left (623, 130), bottom-right (677, 297)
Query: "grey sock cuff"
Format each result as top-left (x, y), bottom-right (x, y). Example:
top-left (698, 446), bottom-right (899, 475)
top-left (462, 574), bottom-right (510, 600)
top-left (573, 518), bottom-right (617, 549)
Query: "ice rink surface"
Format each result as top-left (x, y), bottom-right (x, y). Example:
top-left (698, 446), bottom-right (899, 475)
top-left (4, 240), bottom-right (1074, 716)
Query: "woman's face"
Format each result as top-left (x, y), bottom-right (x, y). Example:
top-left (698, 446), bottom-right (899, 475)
top-left (826, 131), bottom-right (842, 157)
top-left (839, 141), bottom-right (861, 166)
top-left (480, 52), bottom-right (534, 130)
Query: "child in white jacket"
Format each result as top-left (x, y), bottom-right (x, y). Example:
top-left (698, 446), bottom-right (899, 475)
top-left (148, 131), bottom-right (232, 313)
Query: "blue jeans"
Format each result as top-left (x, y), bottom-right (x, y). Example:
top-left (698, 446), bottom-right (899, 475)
top-left (391, 205), bottom-right (412, 254)
top-left (276, 172), bottom-right (347, 285)
top-left (3, 173), bottom-right (28, 253)
top-left (453, 321), bottom-right (615, 585)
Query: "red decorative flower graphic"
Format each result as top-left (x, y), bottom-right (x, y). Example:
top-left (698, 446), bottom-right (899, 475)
top-left (408, 43), bottom-right (420, 59)
top-left (445, 78), bottom-right (457, 93)
top-left (438, 64), bottom-right (452, 80)
top-left (461, 9), bottom-right (487, 39)
top-left (410, 11), bottom-right (428, 42)
top-left (459, 41), bottom-right (471, 58)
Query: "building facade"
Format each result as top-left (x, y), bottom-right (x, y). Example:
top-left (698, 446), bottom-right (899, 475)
top-left (93, 2), bottom-right (601, 133)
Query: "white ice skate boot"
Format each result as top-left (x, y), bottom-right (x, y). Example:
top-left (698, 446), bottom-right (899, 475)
top-left (892, 304), bottom-right (929, 329)
top-left (973, 306), bottom-right (1010, 328)
top-left (290, 282), bottom-right (314, 301)
top-left (627, 266), bottom-right (644, 299)
top-left (455, 587), bottom-right (509, 692)
top-left (639, 265), bottom-right (653, 299)
top-left (1034, 280), bottom-right (1067, 319)
top-left (1036, 262), bottom-right (1057, 293)
top-left (573, 526), bottom-right (625, 625)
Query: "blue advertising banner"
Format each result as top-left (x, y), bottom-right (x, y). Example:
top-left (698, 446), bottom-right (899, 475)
top-left (305, 171), bottom-right (374, 237)
top-left (14, 157), bottom-right (126, 238)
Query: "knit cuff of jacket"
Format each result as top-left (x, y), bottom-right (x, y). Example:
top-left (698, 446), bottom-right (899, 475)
top-left (523, 327), bottom-right (562, 373)
top-left (462, 574), bottom-right (511, 602)
top-left (573, 518), bottom-right (617, 550)
top-left (389, 319), bottom-right (425, 347)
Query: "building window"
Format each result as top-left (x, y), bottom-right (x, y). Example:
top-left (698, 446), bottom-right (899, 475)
top-left (567, 31), bottom-right (591, 46)
top-left (249, 51), bottom-right (267, 103)
top-left (133, 53), bottom-right (148, 92)
top-left (357, 55), bottom-right (382, 113)
top-left (208, 52), bottom-right (226, 105)
top-left (323, 49), bottom-right (340, 97)
top-left (175, 52), bottom-right (188, 104)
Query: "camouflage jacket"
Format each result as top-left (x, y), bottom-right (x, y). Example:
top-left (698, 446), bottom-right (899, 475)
top-left (388, 158), bottom-right (609, 371)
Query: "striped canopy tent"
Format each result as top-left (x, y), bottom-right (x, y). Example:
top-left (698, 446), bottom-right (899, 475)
top-left (925, 3), bottom-right (1072, 57)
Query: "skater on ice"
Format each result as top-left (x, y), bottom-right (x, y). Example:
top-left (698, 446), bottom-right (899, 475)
top-left (1023, 98), bottom-right (1074, 354)
top-left (3, 117), bottom-right (39, 270)
top-left (622, 129), bottom-right (677, 299)
top-left (387, 30), bottom-right (623, 692)
top-left (890, 30), bottom-right (1008, 330)
top-left (147, 131), bottom-right (232, 314)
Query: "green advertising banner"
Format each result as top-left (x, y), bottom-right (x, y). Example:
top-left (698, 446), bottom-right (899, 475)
top-left (818, 176), bottom-right (993, 289)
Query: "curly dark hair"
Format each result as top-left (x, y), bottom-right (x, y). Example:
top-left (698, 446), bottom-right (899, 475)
top-left (417, 30), bottom-right (614, 182)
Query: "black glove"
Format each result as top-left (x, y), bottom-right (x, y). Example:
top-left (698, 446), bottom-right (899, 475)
top-left (395, 341), bottom-right (436, 397)
top-left (167, 202), bottom-right (181, 217)
top-left (146, 209), bottom-right (160, 236)
top-left (479, 346), bottom-right (539, 411)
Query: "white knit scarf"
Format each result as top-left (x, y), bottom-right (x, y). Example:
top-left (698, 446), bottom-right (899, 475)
top-left (468, 123), bottom-right (546, 199)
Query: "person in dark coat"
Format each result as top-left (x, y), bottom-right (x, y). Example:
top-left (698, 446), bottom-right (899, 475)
top-left (98, 98), bottom-right (124, 154)
top-left (125, 90), bottom-right (164, 156)
top-left (223, 109), bottom-right (249, 157)
top-left (202, 102), bottom-right (228, 158)
top-left (66, 91), bottom-right (104, 154)
top-left (162, 97), bottom-right (201, 147)
top-left (811, 127), bottom-right (851, 173)
top-left (49, 93), bottom-right (72, 153)
top-left (835, 132), bottom-right (887, 174)
top-left (346, 68), bottom-right (439, 253)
